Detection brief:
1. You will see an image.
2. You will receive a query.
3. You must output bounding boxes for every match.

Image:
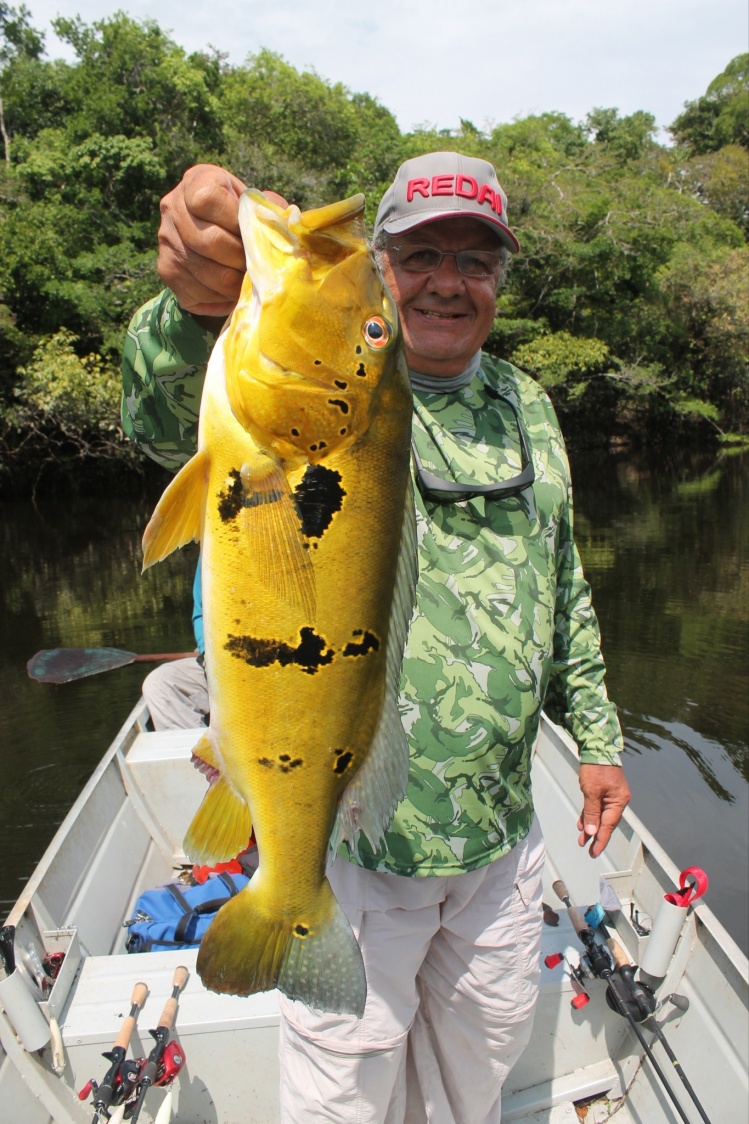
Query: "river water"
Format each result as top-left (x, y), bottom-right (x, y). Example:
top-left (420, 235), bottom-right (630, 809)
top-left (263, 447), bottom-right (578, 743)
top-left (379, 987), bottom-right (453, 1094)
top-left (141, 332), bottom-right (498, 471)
top-left (1, 447), bottom-right (747, 955)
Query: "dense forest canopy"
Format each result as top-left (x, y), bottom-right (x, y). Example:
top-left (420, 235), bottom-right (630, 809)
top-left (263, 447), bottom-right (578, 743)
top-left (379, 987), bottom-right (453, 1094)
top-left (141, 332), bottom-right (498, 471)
top-left (0, 6), bottom-right (747, 492)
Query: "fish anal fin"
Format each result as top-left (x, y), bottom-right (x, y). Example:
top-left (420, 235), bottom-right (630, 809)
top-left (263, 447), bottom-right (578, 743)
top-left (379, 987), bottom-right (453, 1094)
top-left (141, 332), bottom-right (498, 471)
top-left (184, 765), bottom-right (252, 865)
top-left (142, 450), bottom-right (208, 569)
top-left (197, 876), bottom-right (366, 1017)
top-left (190, 732), bottom-right (220, 772)
top-left (241, 458), bottom-right (316, 620)
top-left (332, 485), bottom-right (417, 852)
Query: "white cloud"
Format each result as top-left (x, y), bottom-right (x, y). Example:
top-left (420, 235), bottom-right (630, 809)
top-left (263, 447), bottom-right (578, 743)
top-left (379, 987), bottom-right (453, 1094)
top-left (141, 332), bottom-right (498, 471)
top-left (21, 0), bottom-right (749, 134)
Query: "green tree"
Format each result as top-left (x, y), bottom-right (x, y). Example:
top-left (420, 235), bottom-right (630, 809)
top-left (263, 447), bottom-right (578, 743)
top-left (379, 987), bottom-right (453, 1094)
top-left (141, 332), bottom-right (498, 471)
top-left (670, 53), bottom-right (749, 154)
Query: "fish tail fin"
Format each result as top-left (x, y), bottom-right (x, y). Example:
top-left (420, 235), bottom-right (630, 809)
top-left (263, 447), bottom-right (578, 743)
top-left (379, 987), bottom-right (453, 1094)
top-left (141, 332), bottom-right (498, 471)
top-left (197, 874), bottom-right (366, 1017)
top-left (184, 736), bottom-right (252, 863)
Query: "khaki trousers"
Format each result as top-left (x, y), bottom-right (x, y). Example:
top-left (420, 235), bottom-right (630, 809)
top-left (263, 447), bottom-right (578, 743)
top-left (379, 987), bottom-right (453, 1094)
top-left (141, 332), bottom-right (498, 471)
top-left (141, 656), bottom-right (209, 730)
top-left (279, 819), bottom-right (544, 1123)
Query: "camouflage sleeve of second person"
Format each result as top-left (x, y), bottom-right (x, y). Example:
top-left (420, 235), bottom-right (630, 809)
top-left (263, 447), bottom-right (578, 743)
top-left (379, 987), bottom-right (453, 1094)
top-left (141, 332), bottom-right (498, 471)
top-left (121, 289), bottom-right (215, 470)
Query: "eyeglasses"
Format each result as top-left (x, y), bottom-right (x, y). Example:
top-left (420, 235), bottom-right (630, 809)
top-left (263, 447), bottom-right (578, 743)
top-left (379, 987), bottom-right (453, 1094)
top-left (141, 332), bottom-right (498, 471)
top-left (386, 243), bottom-right (502, 280)
top-left (411, 386), bottom-right (535, 504)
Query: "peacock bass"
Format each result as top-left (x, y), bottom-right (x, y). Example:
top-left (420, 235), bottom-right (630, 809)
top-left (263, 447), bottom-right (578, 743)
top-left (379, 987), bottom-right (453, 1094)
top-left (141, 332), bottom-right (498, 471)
top-left (142, 190), bottom-right (416, 1017)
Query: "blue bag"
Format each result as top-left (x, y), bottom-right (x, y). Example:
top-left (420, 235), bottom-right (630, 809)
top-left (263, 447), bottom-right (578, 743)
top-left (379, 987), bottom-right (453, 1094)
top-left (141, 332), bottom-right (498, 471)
top-left (125, 872), bottom-right (250, 953)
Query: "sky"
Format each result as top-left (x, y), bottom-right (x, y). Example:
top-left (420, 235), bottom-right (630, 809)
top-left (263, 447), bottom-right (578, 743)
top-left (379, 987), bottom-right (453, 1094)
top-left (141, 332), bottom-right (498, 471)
top-left (19, 0), bottom-right (749, 139)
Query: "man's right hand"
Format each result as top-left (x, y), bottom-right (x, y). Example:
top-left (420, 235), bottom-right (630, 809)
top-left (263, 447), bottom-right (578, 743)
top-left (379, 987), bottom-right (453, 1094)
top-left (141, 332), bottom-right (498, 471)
top-left (158, 164), bottom-right (248, 319)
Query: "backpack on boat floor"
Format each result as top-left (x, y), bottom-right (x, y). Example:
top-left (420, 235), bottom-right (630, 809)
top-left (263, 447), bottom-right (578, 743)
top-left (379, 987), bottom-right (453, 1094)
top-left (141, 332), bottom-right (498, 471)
top-left (124, 871), bottom-right (250, 953)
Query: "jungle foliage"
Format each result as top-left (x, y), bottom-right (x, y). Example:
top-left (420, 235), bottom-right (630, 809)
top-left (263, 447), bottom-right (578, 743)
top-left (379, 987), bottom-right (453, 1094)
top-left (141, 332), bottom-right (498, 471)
top-left (0, 7), bottom-right (746, 493)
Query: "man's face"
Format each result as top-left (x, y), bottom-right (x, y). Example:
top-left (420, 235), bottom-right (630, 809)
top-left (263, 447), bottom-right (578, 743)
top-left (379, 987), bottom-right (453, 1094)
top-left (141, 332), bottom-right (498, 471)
top-left (377, 217), bottom-right (501, 378)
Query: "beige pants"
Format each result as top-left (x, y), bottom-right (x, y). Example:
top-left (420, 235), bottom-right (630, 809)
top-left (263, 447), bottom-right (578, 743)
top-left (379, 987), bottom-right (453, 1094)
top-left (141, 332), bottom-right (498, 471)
top-left (279, 819), bottom-right (544, 1123)
top-left (141, 656), bottom-right (209, 730)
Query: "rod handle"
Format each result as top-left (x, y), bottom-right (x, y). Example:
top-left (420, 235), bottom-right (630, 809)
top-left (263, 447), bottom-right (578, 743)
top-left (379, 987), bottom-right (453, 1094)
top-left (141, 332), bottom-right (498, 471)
top-left (606, 936), bottom-right (632, 970)
top-left (112, 983), bottom-right (149, 1050)
top-left (156, 966), bottom-right (189, 1031)
top-left (551, 880), bottom-right (589, 936)
top-left (172, 966), bottom-right (189, 993)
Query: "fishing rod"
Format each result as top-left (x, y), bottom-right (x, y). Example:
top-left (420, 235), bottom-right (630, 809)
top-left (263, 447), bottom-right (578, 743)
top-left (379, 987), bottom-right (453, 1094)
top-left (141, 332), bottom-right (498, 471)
top-left (129, 965), bottom-right (189, 1124)
top-left (78, 981), bottom-right (148, 1124)
top-left (551, 879), bottom-right (713, 1124)
top-left (26, 648), bottom-right (196, 684)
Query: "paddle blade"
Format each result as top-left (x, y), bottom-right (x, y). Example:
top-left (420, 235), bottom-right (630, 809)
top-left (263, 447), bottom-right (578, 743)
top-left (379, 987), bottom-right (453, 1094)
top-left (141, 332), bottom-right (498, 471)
top-left (26, 647), bottom-right (137, 683)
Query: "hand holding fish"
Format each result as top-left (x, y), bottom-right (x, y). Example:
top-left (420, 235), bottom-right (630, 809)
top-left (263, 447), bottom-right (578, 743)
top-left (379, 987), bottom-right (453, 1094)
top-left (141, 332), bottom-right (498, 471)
top-left (157, 164), bottom-right (247, 318)
top-left (577, 763), bottom-right (632, 857)
top-left (158, 165), bottom-right (290, 321)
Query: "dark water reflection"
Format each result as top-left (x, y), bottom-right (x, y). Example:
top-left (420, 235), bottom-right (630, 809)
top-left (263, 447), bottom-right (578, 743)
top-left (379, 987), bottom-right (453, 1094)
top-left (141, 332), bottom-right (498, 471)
top-left (568, 445), bottom-right (748, 953)
top-left (0, 450), bottom-right (747, 954)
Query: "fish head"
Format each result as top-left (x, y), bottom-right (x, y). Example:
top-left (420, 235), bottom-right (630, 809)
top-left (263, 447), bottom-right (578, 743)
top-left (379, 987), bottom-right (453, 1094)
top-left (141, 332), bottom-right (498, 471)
top-left (223, 189), bottom-right (403, 464)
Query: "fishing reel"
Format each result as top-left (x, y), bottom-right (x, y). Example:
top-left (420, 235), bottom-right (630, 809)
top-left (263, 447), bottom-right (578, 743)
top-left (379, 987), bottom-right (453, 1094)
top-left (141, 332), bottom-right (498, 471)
top-left (79, 1040), bottom-right (185, 1114)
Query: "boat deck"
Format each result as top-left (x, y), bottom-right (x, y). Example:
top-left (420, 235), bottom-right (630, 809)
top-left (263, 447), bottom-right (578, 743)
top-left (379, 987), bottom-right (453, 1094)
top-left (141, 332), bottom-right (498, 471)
top-left (0, 705), bottom-right (745, 1123)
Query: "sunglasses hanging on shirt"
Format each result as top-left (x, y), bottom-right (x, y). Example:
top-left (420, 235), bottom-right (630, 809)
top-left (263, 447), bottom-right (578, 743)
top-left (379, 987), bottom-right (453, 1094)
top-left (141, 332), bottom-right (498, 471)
top-left (411, 383), bottom-right (535, 504)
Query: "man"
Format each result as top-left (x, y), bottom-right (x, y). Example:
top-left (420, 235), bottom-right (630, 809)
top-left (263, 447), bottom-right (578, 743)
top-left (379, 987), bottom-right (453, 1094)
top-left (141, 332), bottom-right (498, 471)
top-left (122, 152), bottom-right (630, 1123)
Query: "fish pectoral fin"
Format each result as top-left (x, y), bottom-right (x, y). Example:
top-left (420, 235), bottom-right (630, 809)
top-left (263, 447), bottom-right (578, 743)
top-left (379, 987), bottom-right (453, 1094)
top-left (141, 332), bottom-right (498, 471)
top-left (197, 876), bottom-right (366, 1016)
top-left (184, 770), bottom-right (252, 865)
top-left (332, 486), bottom-right (418, 853)
top-left (142, 450), bottom-right (208, 569)
top-left (241, 458), bottom-right (316, 620)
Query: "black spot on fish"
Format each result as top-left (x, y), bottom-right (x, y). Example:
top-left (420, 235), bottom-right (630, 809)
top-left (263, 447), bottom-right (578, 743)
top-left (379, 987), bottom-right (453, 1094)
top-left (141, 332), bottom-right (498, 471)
top-left (333, 749), bottom-right (354, 774)
top-left (356, 345), bottom-right (362, 354)
top-left (356, 363), bottom-right (366, 377)
top-left (293, 464), bottom-right (345, 538)
top-left (291, 428), bottom-right (300, 437)
top-left (343, 630), bottom-right (380, 657)
top-left (225, 626), bottom-right (334, 675)
top-left (310, 444), bottom-right (318, 451)
top-left (328, 398), bottom-right (349, 414)
top-left (258, 757), bottom-right (274, 768)
top-left (279, 754), bottom-right (290, 762)
top-left (334, 380), bottom-right (347, 389)
top-left (217, 469), bottom-right (243, 522)
top-left (295, 924), bottom-right (309, 937)
top-left (314, 360), bottom-right (322, 365)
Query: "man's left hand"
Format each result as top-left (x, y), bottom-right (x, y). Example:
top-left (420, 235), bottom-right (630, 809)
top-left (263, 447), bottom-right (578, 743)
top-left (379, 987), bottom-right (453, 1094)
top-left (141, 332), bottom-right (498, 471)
top-left (577, 764), bottom-right (632, 858)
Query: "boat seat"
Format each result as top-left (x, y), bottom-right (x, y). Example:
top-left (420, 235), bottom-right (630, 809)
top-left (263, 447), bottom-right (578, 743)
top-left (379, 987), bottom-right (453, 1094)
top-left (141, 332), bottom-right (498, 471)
top-left (125, 727), bottom-right (208, 863)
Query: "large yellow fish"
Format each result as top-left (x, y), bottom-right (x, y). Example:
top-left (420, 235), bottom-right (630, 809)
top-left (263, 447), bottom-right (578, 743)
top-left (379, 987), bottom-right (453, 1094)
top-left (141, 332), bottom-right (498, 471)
top-left (142, 190), bottom-right (416, 1017)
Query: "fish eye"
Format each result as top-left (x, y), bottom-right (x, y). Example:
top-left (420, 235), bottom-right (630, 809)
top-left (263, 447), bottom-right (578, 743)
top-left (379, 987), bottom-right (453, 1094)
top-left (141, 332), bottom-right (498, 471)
top-left (363, 316), bottom-right (390, 349)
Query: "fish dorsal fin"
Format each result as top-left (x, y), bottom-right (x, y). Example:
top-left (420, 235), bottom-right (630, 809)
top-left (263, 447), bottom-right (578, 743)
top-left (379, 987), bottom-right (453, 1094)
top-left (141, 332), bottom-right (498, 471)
top-left (331, 483), bottom-right (418, 853)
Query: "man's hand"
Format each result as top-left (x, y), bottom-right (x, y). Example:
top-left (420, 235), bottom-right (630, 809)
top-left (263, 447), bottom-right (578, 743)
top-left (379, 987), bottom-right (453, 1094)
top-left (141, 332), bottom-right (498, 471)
top-left (577, 764), bottom-right (631, 858)
top-left (158, 164), bottom-right (248, 318)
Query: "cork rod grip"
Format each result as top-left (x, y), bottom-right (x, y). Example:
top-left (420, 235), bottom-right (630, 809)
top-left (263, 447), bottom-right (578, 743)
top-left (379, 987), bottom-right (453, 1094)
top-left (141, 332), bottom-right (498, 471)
top-left (112, 981), bottom-right (148, 1051)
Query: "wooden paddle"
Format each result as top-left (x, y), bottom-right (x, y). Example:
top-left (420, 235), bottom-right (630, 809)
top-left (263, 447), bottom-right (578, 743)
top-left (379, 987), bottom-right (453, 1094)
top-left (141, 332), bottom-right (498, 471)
top-left (26, 648), bottom-right (196, 684)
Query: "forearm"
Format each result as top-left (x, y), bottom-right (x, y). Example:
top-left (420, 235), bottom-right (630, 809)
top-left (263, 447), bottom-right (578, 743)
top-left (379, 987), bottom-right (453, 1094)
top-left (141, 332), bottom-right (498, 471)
top-left (121, 289), bottom-right (217, 470)
top-left (546, 527), bottom-right (623, 766)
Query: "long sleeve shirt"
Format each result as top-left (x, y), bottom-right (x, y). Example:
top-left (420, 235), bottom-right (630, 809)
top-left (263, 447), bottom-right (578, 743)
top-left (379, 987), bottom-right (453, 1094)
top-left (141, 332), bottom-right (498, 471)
top-left (122, 290), bottom-right (623, 876)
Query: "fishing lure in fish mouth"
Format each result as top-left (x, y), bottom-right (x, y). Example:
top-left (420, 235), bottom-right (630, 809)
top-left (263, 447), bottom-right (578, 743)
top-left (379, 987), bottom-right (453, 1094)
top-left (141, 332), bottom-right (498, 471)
top-left (142, 188), bottom-right (417, 1017)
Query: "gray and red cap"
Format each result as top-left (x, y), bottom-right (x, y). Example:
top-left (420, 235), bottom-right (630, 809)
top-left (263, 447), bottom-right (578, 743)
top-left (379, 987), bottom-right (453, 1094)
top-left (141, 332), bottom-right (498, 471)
top-left (373, 151), bottom-right (520, 254)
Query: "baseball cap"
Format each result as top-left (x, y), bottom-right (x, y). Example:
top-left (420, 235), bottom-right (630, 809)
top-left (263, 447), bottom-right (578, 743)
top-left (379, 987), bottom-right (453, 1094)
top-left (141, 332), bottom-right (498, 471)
top-left (373, 151), bottom-right (520, 253)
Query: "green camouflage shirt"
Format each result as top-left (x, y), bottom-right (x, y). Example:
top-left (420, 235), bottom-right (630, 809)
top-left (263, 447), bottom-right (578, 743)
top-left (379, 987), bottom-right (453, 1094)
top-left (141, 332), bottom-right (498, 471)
top-left (122, 290), bottom-right (623, 877)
